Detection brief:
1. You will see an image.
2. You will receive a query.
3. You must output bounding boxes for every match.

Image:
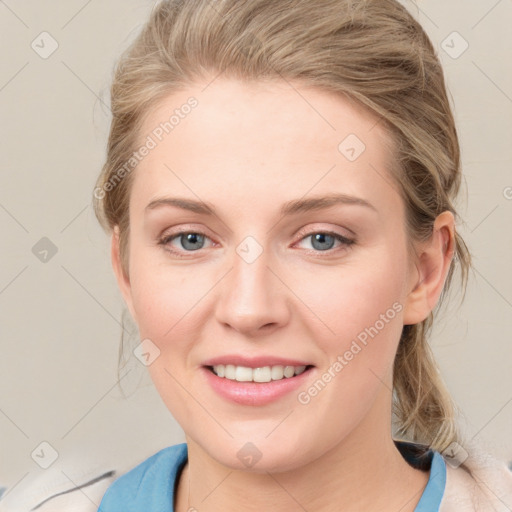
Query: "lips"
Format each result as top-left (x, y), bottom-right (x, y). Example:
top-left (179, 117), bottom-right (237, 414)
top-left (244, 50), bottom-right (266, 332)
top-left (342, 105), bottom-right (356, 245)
top-left (200, 355), bottom-right (315, 405)
top-left (202, 355), bottom-right (312, 368)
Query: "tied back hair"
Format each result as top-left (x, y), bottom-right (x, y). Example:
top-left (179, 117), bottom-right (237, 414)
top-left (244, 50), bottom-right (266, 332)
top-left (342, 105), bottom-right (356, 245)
top-left (93, 0), bottom-right (473, 464)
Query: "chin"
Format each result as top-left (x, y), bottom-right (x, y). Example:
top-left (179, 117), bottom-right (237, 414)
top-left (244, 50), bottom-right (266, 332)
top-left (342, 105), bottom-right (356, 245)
top-left (195, 434), bottom-right (318, 474)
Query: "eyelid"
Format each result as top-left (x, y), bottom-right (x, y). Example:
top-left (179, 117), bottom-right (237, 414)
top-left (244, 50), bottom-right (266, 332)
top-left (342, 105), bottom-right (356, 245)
top-left (158, 223), bottom-right (356, 257)
top-left (294, 224), bottom-right (355, 243)
top-left (292, 227), bottom-right (355, 256)
top-left (158, 223), bottom-right (215, 240)
top-left (158, 225), bottom-right (216, 248)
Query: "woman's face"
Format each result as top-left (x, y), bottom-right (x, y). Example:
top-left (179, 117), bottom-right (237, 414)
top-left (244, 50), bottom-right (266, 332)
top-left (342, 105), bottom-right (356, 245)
top-left (113, 77), bottom-right (423, 472)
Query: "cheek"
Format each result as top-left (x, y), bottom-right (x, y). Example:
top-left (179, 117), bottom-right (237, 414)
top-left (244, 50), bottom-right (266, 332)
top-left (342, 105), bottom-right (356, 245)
top-left (128, 260), bottom-right (204, 415)
top-left (128, 254), bottom-right (208, 343)
top-left (294, 252), bottom-right (407, 408)
top-left (293, 257), bottom-right (406, 424)
top-left (299, 253), bottom-right (406, 347)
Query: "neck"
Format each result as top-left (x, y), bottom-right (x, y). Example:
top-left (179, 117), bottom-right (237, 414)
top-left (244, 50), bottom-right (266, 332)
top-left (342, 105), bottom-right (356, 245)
top-left (175, 391), bottom-right (430, 512)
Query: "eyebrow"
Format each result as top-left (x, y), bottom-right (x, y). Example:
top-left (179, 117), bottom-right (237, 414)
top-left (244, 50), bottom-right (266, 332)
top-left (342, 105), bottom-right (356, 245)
top-left (144, 193), bottom-right (378, 216)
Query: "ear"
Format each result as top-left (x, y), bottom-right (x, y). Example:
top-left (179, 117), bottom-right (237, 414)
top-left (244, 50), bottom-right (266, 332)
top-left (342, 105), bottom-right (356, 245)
top-left (402, 211), bottom-right (456, 325)
top-left (111, 226), bottom-right (137, 323)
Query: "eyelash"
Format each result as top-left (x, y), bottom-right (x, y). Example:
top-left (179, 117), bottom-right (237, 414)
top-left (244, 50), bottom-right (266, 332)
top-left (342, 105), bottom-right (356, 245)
top-left (157, 227), bottom-right (355, 259)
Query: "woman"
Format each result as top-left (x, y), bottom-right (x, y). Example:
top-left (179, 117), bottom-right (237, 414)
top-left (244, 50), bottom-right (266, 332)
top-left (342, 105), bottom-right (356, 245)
top-left (93, 0), bottom-right (512, 510)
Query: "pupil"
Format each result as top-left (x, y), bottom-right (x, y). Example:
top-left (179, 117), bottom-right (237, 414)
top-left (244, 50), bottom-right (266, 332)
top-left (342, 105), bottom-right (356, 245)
top-left (312, 233), bottom-right (334, 251)
top-left (182, 233), bottom-right (204, 251)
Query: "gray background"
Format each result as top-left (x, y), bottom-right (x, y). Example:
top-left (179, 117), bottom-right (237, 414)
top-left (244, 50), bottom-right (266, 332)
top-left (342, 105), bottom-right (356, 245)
top-left (1, 0), bottom-right (511, 498)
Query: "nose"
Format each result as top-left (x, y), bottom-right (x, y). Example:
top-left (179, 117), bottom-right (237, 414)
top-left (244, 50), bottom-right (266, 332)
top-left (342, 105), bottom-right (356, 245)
top-left (214, 239), bottom-right (290, 336)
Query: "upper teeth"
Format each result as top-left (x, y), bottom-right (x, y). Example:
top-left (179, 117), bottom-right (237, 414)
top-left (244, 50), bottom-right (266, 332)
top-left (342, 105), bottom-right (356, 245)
top-left (212, 364), bottom-right (307, 383)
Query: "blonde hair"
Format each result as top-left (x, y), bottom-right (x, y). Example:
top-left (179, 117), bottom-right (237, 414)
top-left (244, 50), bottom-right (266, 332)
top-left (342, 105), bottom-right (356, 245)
top-left (94, 0), bottom-right (473, 458)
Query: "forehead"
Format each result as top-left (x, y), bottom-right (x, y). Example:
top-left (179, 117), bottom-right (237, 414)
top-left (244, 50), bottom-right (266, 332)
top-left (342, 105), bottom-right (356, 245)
top-left (139, 76), bottom-right (391, 149)
top-left (130, 77), bottom-right (399, 216)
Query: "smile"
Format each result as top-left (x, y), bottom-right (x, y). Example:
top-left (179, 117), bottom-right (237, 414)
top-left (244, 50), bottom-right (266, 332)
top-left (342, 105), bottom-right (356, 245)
top-left (210, 364), bottom-right (309, 382)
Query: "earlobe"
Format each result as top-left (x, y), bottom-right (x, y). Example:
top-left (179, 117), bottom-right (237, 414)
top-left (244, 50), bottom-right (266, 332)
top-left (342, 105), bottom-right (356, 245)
top-left (402, 211), bottom-right (456, 326)
top-left (111, 227), bottom-right (137, 322)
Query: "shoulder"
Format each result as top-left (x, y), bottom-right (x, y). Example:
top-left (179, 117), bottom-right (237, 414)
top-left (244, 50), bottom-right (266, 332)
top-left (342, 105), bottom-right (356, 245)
top-left (98, 443), bottom-right (188, 512)
top-left (0, 445), bottom-right (117, 512)
top-left (0, 469), bottom-right (116, 512)
top-left (439, 440), bottom-right (512, 512)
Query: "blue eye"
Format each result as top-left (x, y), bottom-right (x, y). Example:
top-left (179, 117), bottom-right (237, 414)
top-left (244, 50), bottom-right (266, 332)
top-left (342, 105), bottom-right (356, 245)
top-left (177, 233), bottom-right (205, 251)
top-left (297, 231), bottom-right (355, 253)
top-left (310, 233), bottom-right (336, 251)
top-left (159, 232), bottom-right (211, 252)
top-left (158, 229), bottom-right (355, 258)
